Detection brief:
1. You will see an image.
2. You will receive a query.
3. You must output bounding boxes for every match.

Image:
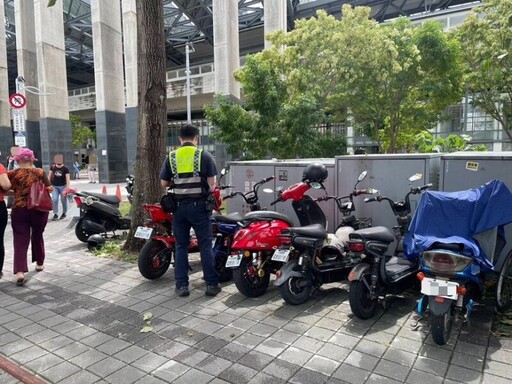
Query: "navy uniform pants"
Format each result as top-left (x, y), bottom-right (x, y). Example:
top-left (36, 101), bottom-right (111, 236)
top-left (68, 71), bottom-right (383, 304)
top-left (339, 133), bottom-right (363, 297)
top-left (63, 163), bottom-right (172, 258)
top-left (173, 199), bottom-right (218, 289)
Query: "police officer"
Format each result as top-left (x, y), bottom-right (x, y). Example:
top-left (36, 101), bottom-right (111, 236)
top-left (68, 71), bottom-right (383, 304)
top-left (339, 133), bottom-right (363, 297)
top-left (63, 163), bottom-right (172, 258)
top-left (159, 124), bottom-right (220, 297)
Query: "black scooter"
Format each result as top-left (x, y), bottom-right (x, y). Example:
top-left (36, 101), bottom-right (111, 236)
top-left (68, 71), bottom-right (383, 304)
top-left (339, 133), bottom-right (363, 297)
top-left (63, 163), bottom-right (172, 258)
top-left (346, 174), bottom-right (432, 319)
top-left (70, 190), bottom-right (131, 242)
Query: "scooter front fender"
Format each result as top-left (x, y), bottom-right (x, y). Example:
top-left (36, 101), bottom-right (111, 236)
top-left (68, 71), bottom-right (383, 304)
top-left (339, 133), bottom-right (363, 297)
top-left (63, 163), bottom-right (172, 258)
top-left (274, 260), bottom-right (301, 286)
top-left (428, 296), bottom-right (455, 316)
top-left (348, 263), bottom-right (371, 281)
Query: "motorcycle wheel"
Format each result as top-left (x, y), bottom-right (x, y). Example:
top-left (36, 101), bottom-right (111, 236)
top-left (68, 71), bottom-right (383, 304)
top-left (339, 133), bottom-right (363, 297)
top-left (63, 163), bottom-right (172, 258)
top-left (232, 256), bottom-right (270, 298)
top-left (497, 253), bottom-right (512, 312)
top-left (215, 252), bottom-right (233, 283)
top-left (75, 219), bottom-right (95, 243)
top-left (138, 240), bottom-right (172, 280)
top-left (349, 278), bottom-right (378, 319)
top-left (431, 311), bottom-right (453, 346)
top-left (279, 273), bottom-right (312, 305)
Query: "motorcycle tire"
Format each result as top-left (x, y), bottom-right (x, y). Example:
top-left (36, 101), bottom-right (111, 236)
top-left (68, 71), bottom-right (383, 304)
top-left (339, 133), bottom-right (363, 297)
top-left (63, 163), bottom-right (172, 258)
top-left (138, 240), bottom-right (172, 280)
top-left (497, 253), bottom-right (512, 313)
top-left (279, 274), bottom-right (312, 305)
top-left (431, 311), bottom-right (453, 346)
top-left (232, 256), bottom-right (270, 298)
top-left (349, 278), bottom-right (378, 319)
top-left (75, 219), bottom-right (95, 243)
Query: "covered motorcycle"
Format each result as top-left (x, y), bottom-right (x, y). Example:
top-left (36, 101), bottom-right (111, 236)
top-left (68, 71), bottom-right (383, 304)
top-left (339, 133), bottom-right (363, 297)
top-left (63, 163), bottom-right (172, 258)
top-left (403, 179), bottom-right (512, 345)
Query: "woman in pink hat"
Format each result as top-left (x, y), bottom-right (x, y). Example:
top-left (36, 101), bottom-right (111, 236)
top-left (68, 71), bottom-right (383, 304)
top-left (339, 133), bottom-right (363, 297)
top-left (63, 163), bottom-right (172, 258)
top-left (0, 152), bottom-right (12, 279)
top-left (7, 148), bottom-right (53, 286)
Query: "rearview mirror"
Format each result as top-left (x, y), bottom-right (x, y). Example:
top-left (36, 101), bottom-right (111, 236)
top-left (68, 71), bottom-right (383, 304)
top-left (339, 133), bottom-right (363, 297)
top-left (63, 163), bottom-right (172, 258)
top-left (262, 188), bottom-right (273, 194)
top-left (358, 171), bottom-right (368, 182)
top-left (310, 182), bottom-right (323, 190)
top-left (408, 173), bottom-right (423, 182)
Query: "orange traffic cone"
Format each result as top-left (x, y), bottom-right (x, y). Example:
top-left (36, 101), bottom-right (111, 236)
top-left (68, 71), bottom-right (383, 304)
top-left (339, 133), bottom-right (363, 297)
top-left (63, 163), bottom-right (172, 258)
top-left (102, 185), bottom-right (107, 194)
top-left (116, 185), bottom-right (122, 202)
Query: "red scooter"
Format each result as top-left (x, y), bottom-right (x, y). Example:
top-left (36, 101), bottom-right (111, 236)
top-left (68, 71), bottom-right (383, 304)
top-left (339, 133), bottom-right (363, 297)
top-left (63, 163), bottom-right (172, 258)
top-left (226, 163), bottom-right (329, 297)
top-left (136, 184), bottom-right (226, 280)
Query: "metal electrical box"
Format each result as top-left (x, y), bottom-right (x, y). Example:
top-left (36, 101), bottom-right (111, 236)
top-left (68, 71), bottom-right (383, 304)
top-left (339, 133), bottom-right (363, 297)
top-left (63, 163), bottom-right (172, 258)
top-left (226, 159), bottom-right (337, 229)
top-left (335, 154), bottom-right (442, 232)
top-left (440, 152), bottom-right (512, 191)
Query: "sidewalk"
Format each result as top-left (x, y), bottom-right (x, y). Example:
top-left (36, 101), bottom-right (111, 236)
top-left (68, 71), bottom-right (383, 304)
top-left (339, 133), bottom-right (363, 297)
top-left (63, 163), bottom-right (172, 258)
top-left (0, 205), bottom-right (511, 383)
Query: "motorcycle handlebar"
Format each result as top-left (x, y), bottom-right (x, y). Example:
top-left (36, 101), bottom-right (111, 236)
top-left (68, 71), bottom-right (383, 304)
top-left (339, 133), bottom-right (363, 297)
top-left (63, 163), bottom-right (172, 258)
top-left (270, 197), bottom-right (281, 206)
top-left (364, 196), bottom-right (380, 203)
top-left (262, 176), bottom-right (275, 183)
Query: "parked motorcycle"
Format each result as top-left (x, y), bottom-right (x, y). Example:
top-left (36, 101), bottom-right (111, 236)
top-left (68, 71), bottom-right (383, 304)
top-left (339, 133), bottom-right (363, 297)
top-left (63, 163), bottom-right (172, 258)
top-left (135, 175), bottom-right (229, 280)
top-left (346, 173), bottom-right (433, 319)
top-left (67, 188), bottom-right (131, 242)
top-left (212, 173), bottom-right (275, 283)
top-left (404, 179), bottom-right (512, 345)
top-left (273, 171), bottom-right (377, 305)
top-left (126, 174), bottom-right (134, 203)
top-left (226, 163), bottom-right (329, 298)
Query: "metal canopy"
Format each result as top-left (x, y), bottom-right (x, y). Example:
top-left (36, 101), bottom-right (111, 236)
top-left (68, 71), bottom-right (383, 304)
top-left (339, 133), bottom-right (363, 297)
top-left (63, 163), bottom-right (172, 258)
top-left (3, 0), bottom-right (478, 93)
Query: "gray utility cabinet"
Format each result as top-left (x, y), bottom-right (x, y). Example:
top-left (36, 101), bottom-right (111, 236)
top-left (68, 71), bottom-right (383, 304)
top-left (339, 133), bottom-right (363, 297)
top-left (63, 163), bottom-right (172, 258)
top-left (440, 152), bottom-right (512, 269)
top-left (226, 159), bottom-right (337, 229)
top-left (335, 154), bottom-right (442, 238)
top-left (440, 152), bottom-right (512, 191)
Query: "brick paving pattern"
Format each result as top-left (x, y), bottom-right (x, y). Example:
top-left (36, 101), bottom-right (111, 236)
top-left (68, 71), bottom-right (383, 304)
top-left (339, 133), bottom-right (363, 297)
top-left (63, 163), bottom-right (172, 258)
top-left (0, 181), bottom-right (509, 383)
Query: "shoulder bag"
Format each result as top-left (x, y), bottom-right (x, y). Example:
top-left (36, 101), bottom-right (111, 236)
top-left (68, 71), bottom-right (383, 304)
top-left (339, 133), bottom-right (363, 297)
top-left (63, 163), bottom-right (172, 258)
top-left (27, 181), bottom-right (53, 212)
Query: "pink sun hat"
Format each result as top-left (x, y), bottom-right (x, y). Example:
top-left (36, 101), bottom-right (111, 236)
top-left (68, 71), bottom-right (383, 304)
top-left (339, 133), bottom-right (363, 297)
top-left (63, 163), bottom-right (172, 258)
top-left (12, 147), bottom-right (37, 162)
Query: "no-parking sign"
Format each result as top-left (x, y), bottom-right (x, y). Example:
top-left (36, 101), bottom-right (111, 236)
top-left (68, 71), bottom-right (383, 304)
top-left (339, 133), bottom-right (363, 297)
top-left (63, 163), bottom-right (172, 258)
top-left (9, 93), bottom-right (27, 109)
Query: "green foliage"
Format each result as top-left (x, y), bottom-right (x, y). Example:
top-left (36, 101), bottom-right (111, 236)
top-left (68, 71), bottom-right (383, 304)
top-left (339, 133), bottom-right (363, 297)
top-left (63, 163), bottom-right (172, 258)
top-left (92, 237), bottom-right (138, 264)
top-left (454, 0), bottom-right (512, 143)
top-left (70, 114), bottom-right (95, 148)
top-left (47, 0), bottom-right (57, 7)
top-left (415, 131), bottom-right (487, 153)
top-left (206, 4), bottom-right (465, 156)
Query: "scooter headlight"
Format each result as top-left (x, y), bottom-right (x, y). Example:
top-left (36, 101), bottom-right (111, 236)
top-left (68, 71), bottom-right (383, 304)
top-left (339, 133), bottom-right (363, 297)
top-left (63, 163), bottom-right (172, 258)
top-left (421, 250), bottom-right (473, 274)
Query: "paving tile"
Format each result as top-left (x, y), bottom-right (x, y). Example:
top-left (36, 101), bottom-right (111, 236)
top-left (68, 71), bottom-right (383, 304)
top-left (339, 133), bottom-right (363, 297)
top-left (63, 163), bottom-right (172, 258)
top-left (482, 373), bottom-right (512, 384)
top-left (327, 332), bottom-right (360, 350)
top-left (366, 372), bottom-right (403, 383)
top-left (24, 353), bottom-right (65, 373)
top-left (57, 369), bottom-right (100, 384)
top-left (343, 350), bottom-right (379, 371)
top-left (131, 351), bottom-right (169, 374)
top-left (292, 335), bottom-right (325, 354)
top-left (444, 365), bottom-right (482, 384)
top-left (331, 363), bottom-right (371, 384)
top-left (450, 351), bottom-right (485, 371)
top-left (237, 349), bottom-right (274, 371)
top-left (264, 358), bottom-right (301, 381)
top-left (482, 359), bottom-right (511, 379)
top-left (412, 355), bottom-right (449, 376)
top-left (153, 340), bottom-right (189, 359)
top-left (303, 354), bottom-right (340, 376)
top-left (112, 345), bottom-right (148, 364)
top-left (0, 338), bottom-right (34, 356)
top-left (374, 358), bottom-right (411, 382)
top-left (105, 365), bottom-right (147, 384)
top-left (454, 340), bottom-right (486, 357)
top-left (39, 360), bottom-right (81, 383)
top-left (96, 337), bottom-right (132, 356)
top-left (248, 372), bottom-right (287, 384)
top-left (218, 362), bottom-right (259, 384)
top-left (173, 368), bottom-right (214, 384)
top-left (174, 347), bottom-right (210, 366)
top-left (216, 342), bottom-right (251, 362)
top-left (254, 338), bottom-right (288, 357)
top-left (289, 367), bottom-right (330, 384)
top-left (405, 368), bottom-right (443, 384)
top-left (10, 345), bottom-right (48, 364)
top-left (354, 338), bottom-right (387, 358)
top-left (134, 375), bottom-right (168, 384)
top-left (234, 333), bottom-right (265, 350)
top-left (88, 356), bottom-right (126, 378)
top-left (68, 349), bottom-right (109, 369)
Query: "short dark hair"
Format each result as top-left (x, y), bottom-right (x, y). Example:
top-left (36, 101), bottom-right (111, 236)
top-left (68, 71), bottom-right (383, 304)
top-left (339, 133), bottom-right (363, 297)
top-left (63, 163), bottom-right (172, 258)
top-left (180, 124), bottom-right (200, 140)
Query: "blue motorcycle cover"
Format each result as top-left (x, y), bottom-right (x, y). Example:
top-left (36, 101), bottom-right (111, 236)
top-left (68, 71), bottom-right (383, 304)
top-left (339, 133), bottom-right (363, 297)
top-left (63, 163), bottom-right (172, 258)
top-left (403, 179), bottom-right (512, 270)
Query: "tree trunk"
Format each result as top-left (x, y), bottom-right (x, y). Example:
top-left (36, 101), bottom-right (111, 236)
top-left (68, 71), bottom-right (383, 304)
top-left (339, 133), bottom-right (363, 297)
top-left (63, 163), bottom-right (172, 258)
top-left (124, 0), bottom-right (167, 252)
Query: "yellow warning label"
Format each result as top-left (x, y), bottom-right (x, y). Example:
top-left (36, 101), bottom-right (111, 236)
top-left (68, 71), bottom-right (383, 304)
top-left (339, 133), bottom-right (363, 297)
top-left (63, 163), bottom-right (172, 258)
top-left (466, 161), bottom-right (479, 171)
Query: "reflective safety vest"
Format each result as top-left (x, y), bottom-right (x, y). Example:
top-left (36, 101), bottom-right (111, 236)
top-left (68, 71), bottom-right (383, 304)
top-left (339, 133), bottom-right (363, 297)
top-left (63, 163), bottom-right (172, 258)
top-left (169, 146), bottom-right (204, 200)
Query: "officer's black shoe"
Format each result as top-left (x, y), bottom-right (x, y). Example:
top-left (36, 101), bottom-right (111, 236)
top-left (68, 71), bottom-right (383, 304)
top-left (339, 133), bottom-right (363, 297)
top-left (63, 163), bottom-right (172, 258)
top-left (205, 284), bottom-right (222, 297)
top-left (175, 286), bottom-right (190, 297)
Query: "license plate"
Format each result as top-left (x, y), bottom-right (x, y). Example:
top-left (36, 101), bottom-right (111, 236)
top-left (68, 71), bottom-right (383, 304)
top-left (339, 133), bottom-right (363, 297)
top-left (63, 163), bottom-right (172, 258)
top-left (135, 226), bottom-right (153, 239)
top-left (225, 254), bottom-right (242, 268)
top-left (272, 248), bottom-right (290, 262)
top-left (71, 205), bottom-right (80, 218)
top-left (421, 277), bottom-right (458, 300)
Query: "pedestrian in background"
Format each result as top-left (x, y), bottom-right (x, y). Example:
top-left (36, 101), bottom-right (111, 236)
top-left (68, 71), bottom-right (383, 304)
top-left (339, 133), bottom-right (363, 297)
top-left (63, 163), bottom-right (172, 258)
top-left (49, 158), bottom-right (71, 221)
top-left (73, 161), bottom-right (81, 179)
top-left (7, 148), bottom-right (52, 286)
top-left (0, 154), bottom-right (12, 279)
top-left (88, 163), bottom-right (96, 183)
top-left (160, 124), bottom-right (220, 297)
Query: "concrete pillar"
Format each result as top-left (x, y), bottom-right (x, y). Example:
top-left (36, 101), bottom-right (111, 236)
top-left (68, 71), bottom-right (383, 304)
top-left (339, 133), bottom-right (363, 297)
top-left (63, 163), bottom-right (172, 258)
top-left (213, 0), bottom-right (240, 99)
top-left (122, 0), bottom-right (137, 175)
top-left (91, 0), bottom-right (127, 183)
top-left (14, 0), bottom-right (41, 157)
top-left (264, 1), bottom-right (287, 48)
top-left (33, 0), bottom-right (73, 170)
top-left (0, 1), bottom-right (13, 158)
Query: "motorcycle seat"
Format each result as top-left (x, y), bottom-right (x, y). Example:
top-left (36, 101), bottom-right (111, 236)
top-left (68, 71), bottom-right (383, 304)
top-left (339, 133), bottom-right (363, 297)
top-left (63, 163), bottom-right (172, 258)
top-left (286, 224), bottom-right (327, 238)
top-left (350, 226), bottom-right (394, 243)
top-left (243, 211), bottom-right (294, 226)
top-left (386, 256), bottom-right (415, 275)
top-left (83, 191), bottom-right (120, 205)
top-left (213, 212), bottom-right (244, 224)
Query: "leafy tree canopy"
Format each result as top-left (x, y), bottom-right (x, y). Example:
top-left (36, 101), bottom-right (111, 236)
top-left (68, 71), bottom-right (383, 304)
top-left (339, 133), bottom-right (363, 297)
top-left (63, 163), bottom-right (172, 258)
top-left (69, 114), bottom-right (95, 148)
top-left (206, 5), bottom-right (465, 156)
top-left (415, 131), bottom-right (487, 153)
top-left (454, 0), bottom-right (512, 143)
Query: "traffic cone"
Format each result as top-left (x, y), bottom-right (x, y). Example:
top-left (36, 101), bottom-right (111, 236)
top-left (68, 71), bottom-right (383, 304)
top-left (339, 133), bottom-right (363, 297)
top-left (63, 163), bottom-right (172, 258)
top-left (102, 185), bottom-right (107, 194)
top-left (116, 185), bottom-right (122, 202)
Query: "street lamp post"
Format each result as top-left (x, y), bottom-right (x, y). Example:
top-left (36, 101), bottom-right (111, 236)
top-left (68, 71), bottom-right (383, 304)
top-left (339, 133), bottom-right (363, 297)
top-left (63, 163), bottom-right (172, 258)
top-left (185, 42), bottom-right (195, 124)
